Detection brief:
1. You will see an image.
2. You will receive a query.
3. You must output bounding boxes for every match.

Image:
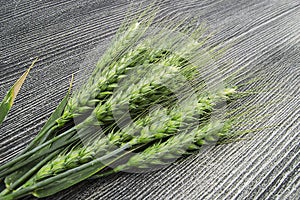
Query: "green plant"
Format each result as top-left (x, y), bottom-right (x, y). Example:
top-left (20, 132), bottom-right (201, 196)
top-left (0, 5), bottom-right (264, 200)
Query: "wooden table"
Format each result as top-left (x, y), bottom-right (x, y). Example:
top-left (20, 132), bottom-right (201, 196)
top-left (0, 0), bottom-right (299, 199)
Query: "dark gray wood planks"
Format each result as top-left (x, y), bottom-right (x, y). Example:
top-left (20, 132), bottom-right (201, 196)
top-left (0, 0), bottom-right (299, 199)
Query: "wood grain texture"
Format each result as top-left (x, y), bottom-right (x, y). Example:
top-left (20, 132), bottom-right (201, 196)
top-left (0, 0), bottom-right (299, 199)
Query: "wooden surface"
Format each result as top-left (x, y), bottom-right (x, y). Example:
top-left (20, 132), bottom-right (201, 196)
top-left (0, 0), bottom-right (299, 199)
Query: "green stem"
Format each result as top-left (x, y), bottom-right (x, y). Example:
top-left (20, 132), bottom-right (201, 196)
top-left (38, 125), bottom-right (59, 145)
top-left (0, 189), bottom-right (10, 197)
top-left (0, 144), bottom-right (132, 200)
top-left (0, 127), bottom-right (76, 177)
top-left (0, 137), bottom-right (78, 179)
top-left (23, 122), bottom-right (58, 152)
top-left (7, 150), bottom-right (59, 191)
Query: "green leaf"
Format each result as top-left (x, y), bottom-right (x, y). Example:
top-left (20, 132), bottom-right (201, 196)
top-left (0, 58), bottom-right (38, 125)
top-left (4, 75), bottom-right (74, 190)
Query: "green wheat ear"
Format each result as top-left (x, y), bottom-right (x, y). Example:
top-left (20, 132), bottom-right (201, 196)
top-left (0, 58), bottom-right (38, 125)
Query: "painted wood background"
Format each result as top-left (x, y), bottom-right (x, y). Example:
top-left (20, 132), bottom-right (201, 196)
top-left (0, 0), bottom-right (299, 199)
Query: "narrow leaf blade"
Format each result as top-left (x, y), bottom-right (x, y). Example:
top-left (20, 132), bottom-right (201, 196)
top-left (0, 58), bottom-right (38, 125)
